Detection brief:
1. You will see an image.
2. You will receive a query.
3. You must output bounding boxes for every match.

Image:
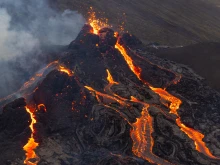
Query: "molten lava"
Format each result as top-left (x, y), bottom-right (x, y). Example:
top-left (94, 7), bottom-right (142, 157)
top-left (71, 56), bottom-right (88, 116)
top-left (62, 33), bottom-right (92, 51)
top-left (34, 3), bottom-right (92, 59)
top-left (23, 107), bottom-right (39, 165)
top-left (149, 87), bottom-right (181, 116)
top-left (111, 24), bottom-right (219, 159)
top-left (85, 86), bottom-right (127, 106)
top-left (88, 7), bottom-right (110, 34)
top-left (106, 69), bottom-right (119, 85)
top-left (176, 118), bottom-right (218, 159)
top-left (58, 66), bottom-right (74, 76)
top-left (150, 87), bottom-right (219, 159)
top-left (130, 97), bottom-right (174, 165)
top-left (37, 104), bottom-right (46, 112)
top-left (115, 43), bottom-right (142, 81)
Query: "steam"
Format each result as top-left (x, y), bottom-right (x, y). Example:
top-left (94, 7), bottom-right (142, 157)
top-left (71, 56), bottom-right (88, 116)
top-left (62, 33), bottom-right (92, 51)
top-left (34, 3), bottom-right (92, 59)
top-left (0, 0), bottom-right (85, 98)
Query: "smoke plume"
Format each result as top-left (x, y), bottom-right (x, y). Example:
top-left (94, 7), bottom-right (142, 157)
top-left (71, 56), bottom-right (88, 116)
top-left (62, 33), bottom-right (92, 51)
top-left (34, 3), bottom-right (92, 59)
top-left (0, 0), bottom-right (85, 98)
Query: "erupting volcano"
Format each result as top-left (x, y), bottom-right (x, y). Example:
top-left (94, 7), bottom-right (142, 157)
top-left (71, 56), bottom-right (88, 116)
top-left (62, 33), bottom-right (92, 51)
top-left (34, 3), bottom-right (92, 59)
top-left (0, 9), bottom-right (220, 165)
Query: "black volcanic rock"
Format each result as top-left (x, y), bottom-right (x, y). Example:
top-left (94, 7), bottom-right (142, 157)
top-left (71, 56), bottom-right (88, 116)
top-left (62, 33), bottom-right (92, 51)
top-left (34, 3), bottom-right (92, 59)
top-left (69, 24), bottom-right (99, 50)
top-left (0, 25), bottom-right (220, 165)
top-left (119, 33), bottom-right (142, 47)
top-left (0, 98), bottom-right (30, 164)
top-left (98, 28), bottom-right (117, 53)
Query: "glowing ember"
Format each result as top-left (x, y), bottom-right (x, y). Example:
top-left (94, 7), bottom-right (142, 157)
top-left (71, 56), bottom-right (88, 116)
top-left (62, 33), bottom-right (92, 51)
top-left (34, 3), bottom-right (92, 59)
top-left (176, 118), bottom-right (218, 159)
top-left (23, 107), bottom-right (39, 165)
top-left (58, 66), bottom-right (74, 76)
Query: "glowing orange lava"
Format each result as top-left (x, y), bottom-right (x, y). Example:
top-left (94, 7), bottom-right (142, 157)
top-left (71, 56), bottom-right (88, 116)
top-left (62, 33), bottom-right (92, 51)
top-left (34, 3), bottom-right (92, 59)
top-left (88, 7), bottom-right (110, 34)
top-left (150, 87), bottom-right (219, 159)
top-left (58, 66), bottom-right (74, 76)
top-left (114, 36), bottom-right (219, 159)
top-left (106, 69), bottom-right (119, 85)
top-left (130, 96), bottom-right (173, 165)
top-left (115, 43), bottom-right (142, 80)
top-left (149, 87), bottom-right (181, 116)
top-left (85, 86), bottom-right (127, 106)
top-left (23, 107), bottom-right (39, 165)
top-left (37, 104), bottom-right (46, 112)
top-left (105, 69), bottom-right (128, 102)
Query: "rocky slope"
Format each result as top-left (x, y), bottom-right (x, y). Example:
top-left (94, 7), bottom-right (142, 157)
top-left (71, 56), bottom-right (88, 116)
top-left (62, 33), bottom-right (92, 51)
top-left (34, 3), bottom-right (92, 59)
top-left (0, 25), bottom-right (220, 165)
top-left (153, 42), bottom-right (220, 92)
top-left (50, 0), bottom-right (220, 46)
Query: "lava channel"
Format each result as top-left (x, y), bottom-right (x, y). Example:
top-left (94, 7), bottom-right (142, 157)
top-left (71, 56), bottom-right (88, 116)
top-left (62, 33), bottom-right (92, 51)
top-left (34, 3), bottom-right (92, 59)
top-left (150, 87), bottom-right (219, 159)
top-left (130, 96), bottom-right (173, 165)
top-left (58, 65), bottom-right (74, 76)
top-left (23, 106), bottom-right (39, 165)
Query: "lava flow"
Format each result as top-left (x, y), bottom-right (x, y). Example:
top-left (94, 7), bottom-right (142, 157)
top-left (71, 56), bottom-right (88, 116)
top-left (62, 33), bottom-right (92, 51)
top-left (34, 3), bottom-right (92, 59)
top-left (130, 96), bottom-right (173, 165)
top-left (115, 43), bottom-right (142, 81)
top-left (23, 107), bottom-right (39, 165)
top-left (150, 87), bottom-right (219, 159)
top-left (58, 65), bottom-right (74, 76)
top-left (87, 11), bottom-right (173, 163)
top-left (85, 70), bottom-right (173, 165)
top-left (118, 39), bottom-right (219, 159)
top-left (106, 69), bottom-right (119, 85)
top-left (149, 87), bottom-right (182, 116)
top-left (104, 69), bottom-right (125, 102)
top-left (117, 38), bottom-right (218, 159)
top-left (87, 9), bottom-right (220, 162)
top-left (85, 86), bottom-right (127, 106)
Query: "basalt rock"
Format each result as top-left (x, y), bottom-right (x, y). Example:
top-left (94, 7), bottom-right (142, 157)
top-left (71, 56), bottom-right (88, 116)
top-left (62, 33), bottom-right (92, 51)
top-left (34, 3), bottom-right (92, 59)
top-left (0, 98), bottom-right (30, 164)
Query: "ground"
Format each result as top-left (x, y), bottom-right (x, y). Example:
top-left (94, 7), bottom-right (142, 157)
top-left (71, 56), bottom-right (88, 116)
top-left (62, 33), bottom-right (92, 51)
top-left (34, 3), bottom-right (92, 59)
top-left (50, 0), bottom-right (220, 46)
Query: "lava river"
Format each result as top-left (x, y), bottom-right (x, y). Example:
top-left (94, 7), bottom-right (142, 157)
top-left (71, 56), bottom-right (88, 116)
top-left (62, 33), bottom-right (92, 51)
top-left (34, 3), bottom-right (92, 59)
top-left (23, 106), bottom-right (39, 165)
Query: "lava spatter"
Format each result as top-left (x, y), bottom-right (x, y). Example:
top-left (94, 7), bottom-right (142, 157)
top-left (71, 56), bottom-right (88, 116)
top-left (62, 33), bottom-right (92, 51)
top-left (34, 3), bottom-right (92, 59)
top-left (23, 106), bottom-right (39, 165)
top-left (88, 7), bottom-right (111, 34)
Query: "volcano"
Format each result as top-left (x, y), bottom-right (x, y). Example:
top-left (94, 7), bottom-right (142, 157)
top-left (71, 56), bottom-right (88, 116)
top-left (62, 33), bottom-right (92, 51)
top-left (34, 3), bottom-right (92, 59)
top-left (0, 19), bottom-right (220, 165)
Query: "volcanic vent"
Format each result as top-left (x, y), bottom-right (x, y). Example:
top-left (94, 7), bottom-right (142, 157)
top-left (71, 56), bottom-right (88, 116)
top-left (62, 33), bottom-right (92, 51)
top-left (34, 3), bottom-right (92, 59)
top-left (0, 16), bottom-right (220, 165)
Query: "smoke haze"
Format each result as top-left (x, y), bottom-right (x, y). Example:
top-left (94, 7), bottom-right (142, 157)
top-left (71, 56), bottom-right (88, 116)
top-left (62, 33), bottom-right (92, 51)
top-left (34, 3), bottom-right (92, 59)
top-left (0, 0), bottom-right (85, 98)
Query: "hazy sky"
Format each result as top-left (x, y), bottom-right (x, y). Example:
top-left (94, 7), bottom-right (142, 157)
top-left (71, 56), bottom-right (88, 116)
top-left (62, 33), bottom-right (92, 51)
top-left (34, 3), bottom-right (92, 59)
top-left (0, 0), bottom-right (85, 98)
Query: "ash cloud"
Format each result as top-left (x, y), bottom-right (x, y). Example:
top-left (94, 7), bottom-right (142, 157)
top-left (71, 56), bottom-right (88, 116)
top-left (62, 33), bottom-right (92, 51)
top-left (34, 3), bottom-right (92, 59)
top-left (0, 0), bottom-right (85, 98)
